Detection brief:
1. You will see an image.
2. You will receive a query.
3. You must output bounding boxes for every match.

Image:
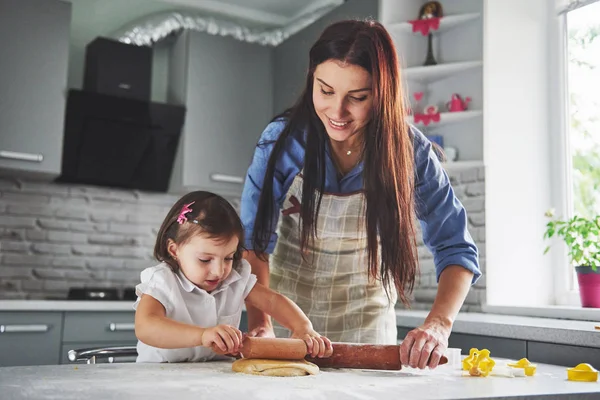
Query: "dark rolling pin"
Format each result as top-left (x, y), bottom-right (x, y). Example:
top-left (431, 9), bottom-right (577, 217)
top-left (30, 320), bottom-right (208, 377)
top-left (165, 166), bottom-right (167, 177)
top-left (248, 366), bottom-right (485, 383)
top-left (240, 337), bottom-right (448, 370)
top-left (306, 342), bottom-right (448, 370)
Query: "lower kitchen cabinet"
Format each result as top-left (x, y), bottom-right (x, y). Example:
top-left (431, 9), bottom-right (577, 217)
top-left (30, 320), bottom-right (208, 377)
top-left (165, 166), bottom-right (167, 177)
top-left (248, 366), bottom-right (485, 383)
top-left (398, 326), bottom-right (528, 360)
top-left (240, 311), bottom-right (248, 332)
top-left (62, 311), bottom-right (136, 343)
top-left (397, 327), bottom-right (411, 342)
top-left (448, 333), bottom-right (527, 360)
top-left (527, 341), bottom-right (600, 367)
top-left (61, 311), bottom-right (136, 364)
top-left (0, 310), bottom-right (136, 367)
top-left (0, 312), bottom-right (63, 366)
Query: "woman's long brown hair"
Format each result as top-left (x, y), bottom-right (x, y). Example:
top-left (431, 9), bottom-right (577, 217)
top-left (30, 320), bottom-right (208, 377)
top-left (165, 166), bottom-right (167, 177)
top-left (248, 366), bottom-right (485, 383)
top-left (252, 20), bottom-right (418, 305)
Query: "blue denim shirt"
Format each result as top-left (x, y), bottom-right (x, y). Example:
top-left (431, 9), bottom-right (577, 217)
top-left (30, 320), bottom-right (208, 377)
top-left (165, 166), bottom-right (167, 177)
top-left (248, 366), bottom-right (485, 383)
top-left (240, 120), bottom-right (481, 284)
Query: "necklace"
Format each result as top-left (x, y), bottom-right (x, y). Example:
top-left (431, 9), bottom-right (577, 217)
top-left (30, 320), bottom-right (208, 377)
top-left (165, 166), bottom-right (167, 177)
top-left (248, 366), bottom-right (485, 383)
top-left (333, 147), bottom-right (364, 179)
top-left (344, 140), bottom-right (363, 156)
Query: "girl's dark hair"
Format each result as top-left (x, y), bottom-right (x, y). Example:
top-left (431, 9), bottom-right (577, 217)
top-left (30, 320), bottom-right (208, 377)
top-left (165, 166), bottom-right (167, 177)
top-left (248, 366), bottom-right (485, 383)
top-left (154, 191), bottom-right (245, 273)
top-left (252, 19), bottom-right (418, 305)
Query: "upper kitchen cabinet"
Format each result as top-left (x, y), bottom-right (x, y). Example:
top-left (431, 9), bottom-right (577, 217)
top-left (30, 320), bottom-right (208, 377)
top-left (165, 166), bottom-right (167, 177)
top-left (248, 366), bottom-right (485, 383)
top-left (0, 0), bottom-right (71, 177)
top-left (168, 30), bottom-right (273, 196)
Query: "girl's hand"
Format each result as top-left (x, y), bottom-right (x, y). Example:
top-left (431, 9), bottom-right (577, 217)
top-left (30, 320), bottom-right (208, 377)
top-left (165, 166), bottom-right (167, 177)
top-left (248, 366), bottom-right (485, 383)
top-left (399, 317), bottom-right (450, 369)
top-left (201, 324), bottom-right (243, 354)
top-left (291, 328), bottom-right (333, 358)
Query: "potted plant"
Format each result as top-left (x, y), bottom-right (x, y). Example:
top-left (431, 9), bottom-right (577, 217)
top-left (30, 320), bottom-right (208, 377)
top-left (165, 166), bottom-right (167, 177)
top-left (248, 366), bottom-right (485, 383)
top-left (543, 209), bottom-right (600, 307)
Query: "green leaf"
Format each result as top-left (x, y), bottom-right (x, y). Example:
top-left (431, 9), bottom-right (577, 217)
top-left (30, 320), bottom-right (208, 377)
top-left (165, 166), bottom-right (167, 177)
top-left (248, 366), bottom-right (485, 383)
top-left (543, 246), bottom-right (551, 255)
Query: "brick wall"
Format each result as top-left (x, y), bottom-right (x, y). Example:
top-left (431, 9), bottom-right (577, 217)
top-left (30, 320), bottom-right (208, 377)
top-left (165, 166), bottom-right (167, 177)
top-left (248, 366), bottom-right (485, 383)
top-left (0, 166), bottom-right (484, 307)
top-left (0, 177), bottom-right (240, 300)
top-left (409, 165), bottom-right (486, 312)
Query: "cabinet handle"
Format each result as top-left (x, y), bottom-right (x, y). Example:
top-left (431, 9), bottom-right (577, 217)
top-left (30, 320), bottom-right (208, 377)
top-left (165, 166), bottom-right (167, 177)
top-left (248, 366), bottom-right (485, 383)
top-left (0, 324), bottom-right (50, 333)
top-left (0, 150), bottom-right (43, 163)
top-left (109, 323), bottom-right (135, 332)
top-left (210, 174), bottom-right (244, 184)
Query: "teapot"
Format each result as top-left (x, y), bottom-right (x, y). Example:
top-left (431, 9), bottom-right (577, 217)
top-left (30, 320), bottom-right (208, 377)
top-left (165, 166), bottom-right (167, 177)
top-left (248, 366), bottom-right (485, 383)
top-left (446, 93), bottom-right (471, 112)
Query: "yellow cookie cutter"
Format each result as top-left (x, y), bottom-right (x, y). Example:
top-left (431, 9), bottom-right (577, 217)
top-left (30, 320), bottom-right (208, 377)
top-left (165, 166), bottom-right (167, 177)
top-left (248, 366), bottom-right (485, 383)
top-left (567, 363), bottom-right (598, 382)
top-left (507, 358), bottom-right (537, 377)
top-left (462, 348), bottom-right (495, 377)
top-left (462, 348), bottom-right (480, 370)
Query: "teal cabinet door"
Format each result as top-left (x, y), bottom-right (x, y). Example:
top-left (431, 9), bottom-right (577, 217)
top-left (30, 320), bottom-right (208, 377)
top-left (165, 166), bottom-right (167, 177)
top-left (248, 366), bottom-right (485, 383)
top-left (0, 312), bottom-right (63, 366)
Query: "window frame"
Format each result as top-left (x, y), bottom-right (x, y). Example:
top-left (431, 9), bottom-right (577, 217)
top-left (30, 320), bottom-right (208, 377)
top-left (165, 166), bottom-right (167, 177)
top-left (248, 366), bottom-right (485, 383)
top-left (552, 0), bottom-right (600, 305)
top-left (552, 6), bottom-right (576, 306)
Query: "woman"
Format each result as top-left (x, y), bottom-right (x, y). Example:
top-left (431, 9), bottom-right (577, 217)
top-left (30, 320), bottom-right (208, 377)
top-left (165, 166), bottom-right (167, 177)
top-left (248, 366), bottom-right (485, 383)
top-left (240, 19), bottom-right (481, 370)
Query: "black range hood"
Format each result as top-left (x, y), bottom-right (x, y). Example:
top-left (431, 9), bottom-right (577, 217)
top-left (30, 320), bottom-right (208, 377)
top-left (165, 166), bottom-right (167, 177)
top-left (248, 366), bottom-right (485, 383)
top-left (57, 37), bottom-right (185, 192)
top-left (57, 89), bottom-right (185, 192)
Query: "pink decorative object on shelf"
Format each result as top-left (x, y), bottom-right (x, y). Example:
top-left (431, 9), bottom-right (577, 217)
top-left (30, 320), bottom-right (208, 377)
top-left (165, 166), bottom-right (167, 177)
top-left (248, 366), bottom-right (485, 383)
top-left (424, 105), bottom-right (438, 114)
top-left (408, 17), bottom-right (441, 36)
top-left (446, 94), bottom-right (471, 112)
top-left (414, 105), bottom-right (440, 126)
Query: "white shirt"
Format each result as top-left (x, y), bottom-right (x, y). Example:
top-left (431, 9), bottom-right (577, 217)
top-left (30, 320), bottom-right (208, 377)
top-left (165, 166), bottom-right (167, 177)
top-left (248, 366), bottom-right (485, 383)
top-left (133, 259), bottom-right (257, 363)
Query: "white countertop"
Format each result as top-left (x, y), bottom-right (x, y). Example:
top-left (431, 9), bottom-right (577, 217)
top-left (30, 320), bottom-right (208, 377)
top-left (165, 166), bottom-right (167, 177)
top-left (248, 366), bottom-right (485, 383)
top-left (0, 300), bottom-right (135, 312)
top-left (0, 360), bottom-right (598, 399)
top-left (396, 310), bottom-right (600, 348)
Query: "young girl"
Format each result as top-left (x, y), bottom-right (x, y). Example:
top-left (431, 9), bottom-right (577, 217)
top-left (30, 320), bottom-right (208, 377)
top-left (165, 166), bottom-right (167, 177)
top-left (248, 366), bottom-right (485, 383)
top-left (134, 191), bottom-right (332, 363)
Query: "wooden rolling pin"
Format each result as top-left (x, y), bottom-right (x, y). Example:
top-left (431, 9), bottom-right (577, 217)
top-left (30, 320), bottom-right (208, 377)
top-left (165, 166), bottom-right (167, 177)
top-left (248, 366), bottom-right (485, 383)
top-left (239, 336), bottom-right (307, 360)
top-left (240, 337), bottom-right (448, 370)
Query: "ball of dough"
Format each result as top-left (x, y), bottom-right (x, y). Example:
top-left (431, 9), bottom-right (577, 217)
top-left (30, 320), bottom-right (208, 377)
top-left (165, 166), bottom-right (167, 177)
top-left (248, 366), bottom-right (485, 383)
top-left (232, 358), bottom-right (319, 377)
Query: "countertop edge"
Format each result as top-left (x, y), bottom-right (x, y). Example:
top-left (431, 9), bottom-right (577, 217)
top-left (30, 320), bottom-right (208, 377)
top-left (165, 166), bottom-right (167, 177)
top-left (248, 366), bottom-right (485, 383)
top-left (0, 300), bottom-right (135, 311)
top-left (396, 310), bottom-right (600, 348)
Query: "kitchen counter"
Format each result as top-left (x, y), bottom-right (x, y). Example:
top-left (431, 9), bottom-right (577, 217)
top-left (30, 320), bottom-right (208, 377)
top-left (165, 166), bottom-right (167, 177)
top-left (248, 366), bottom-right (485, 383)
top-left (0, 300), bottom-right (134, 311)
top-left (396, 310), bottom-right (600, 348)
top-left (1, 360), bottom-right (598, 399)
top-left (2, 302), bottom-right (598, 348)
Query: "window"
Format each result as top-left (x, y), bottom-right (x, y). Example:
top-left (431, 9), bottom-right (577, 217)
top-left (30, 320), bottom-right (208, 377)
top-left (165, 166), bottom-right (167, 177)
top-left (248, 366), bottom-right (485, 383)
top-left (566, 2), bottom-right (600, 220)
top-left (561, 0), bottom-right (600, 299)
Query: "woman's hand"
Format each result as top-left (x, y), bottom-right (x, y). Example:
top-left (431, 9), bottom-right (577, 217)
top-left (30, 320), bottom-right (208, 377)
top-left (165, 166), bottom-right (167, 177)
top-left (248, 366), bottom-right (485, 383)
top-left (291, 327), bottom-right (333, 358)
top-left (201, 324), bottom-right (243, 354)
top-left (399, 316), bottom-right (451, 369)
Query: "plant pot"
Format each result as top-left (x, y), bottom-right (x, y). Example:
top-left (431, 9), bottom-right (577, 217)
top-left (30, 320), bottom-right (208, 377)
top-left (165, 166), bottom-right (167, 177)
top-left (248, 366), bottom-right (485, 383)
top-left (575, 266), bottom-right (600, 308)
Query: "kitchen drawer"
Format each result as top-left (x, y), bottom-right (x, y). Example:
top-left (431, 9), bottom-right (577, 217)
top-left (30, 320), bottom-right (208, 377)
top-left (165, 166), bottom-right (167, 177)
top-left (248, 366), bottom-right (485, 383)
top-left (448, 332), bottom-right (527, 359)
top-left (63, 311), bottom-right (136, 343)
top-left (398, 326), bottom-right (527, 359)
top-left (397, 327), bottom-right (411, 341)
top-left (240, 310), bottom-right (248, 332)
top-left (527, 341), bottom-right (600, 367)
top-left (61, 341), bottom-right (138, 364)
top-left (0, 311), bottom-right (63, 366)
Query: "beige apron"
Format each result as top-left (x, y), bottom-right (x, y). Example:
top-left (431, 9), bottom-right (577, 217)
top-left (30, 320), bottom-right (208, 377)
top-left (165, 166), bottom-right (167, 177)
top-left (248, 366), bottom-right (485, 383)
top-left (270, 173), bottom-right (398, 344)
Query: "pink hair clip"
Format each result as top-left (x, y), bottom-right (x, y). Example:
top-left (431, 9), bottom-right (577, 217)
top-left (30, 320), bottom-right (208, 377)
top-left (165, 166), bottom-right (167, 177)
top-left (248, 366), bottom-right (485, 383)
top-left (177, 202), bottom-right (195, 224)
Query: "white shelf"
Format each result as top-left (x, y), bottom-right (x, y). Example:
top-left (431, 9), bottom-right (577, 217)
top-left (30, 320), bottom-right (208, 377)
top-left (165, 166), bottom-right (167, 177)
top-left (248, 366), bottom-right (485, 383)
top-left (442, 160), bottom-right (484, 171)
top-left (403, 61), bottom-right (483, 82)
top-left (408, 110), bottom-right (482, 128)
top-left (390, 13), bottom-right (481, 35)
